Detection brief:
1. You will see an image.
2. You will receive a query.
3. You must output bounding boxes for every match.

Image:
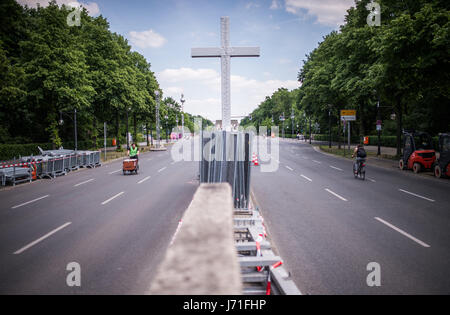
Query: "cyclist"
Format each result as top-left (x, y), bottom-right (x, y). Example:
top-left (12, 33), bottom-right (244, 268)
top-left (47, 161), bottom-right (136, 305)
top-left (128, 143), bottom-right (139, 160)
top-left (352, 144), bottom-right (366, 174)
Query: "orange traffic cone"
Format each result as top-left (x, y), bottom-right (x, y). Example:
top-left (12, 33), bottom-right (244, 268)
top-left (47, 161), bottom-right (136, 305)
top-left (252, 153), bottom-right (259, 166)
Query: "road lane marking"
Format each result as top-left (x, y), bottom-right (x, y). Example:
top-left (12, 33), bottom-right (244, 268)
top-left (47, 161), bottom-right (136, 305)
top-left (312, 160), bottom-right (321, 164)
top-left (368, 178), bottom-right (376, 183)
top-left (329, 165), bottom-right (343, 171)
top-left (399, 189), bottom-right (435, 202)
top-left (300, 175), bottom-right (312, 182)
top-left (101, 192), bottom-right (124, 205)
top-left (147, 158), bottom-right (152, 161)
top-left (325, 189), bottom-right (347, 201)
top-left (138, 176), bottom-right (151, 184)
top-left (109, 169), bottom-right (121, 175)
top-left (13, 222), bottom-right (71, 254)
top-left (74, 178), bottom-right (94, 187)
top-left (285, 166), bottom-right (294, 171)
top-left (374, 217), bottom-right (430, 248)
top-left (158, 167), bottom-right (167, 173)
top-left (11, 195), bottom-right (49, 209)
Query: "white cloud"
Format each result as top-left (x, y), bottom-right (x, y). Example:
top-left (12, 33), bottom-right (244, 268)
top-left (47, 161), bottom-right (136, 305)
top-left (129, 29), bottom-right (167, 49)
top-left (278, 58), bottom-right (292, 64)
top-left (270, 0), bottom-right (280, 10)
top-left (158, 68), bottom-right (219, 84)
top-left (157, 67), bottom-right (299, 121)
top-left (17, 0), bottom-right (100, 16)
top-left (284, 0), bottom-right (354, 26)
top-left (245, 2), bottom-right (260, 9)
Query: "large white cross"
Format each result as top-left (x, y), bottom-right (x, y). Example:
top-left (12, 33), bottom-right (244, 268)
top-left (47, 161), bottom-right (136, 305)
top-left (191, 17), bottom-right (260, 131)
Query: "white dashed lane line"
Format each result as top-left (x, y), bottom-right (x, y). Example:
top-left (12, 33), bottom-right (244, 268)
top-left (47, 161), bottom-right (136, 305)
top-left (375, 217), bottom-right (431, 248)
top-left (398, 189), bottom-right (435, 202)
top-left (285, 166), bottom-right (294, 171)
top-left (312, 160), bottom-right (321, 164)
top-left (13, 222), bottom-right (72, 254)
top-left (74, 178), bottom-right (94, 187)
top-left (300, 175), bottom-right (312, 182)
top-left (108, 169), bottom-right (121, 175)
top-left (137, 176), bottom-right (151, 184)
top-left (101, 192), bottom-right (124, 205)
top-left (158, 167), bottom-right (167, 173)
top-left (329, 165), bottom-right (343, 172)
top-left (325, 188), bottom-right (347, 201)
top-left (11, 195), bottom-right (50, 209)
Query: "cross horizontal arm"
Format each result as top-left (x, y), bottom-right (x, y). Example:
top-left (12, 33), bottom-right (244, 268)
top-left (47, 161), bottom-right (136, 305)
top-left (230, 47), bottom-right (260, 57)
top-left (191, 47), bottom-right (223, 58)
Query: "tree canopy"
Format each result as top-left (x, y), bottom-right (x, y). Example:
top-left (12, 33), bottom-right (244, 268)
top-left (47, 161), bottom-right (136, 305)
top-left (0, 0), bottom-right (211, 149)
top-left (242, 0), bottom-right (449, 155)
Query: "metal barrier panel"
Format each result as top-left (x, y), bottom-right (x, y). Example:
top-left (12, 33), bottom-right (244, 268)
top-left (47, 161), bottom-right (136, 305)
top-left (63, 155), bottom-right (70, 171)
top-left (70, 154), bottom-right (78, 170)
top-left (200, 131), bottom-right (253, 209)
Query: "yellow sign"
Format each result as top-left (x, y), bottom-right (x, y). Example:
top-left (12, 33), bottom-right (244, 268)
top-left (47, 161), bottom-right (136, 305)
top-left (341, 110), bottom-right (356, 116)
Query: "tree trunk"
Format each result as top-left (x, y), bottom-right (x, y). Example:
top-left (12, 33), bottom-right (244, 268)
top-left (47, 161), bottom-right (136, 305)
top-left (133, 113), bottom-right (137, 144)
top-left (338, 117), bottom-right (341, 149)
top-left (146, 122), bottom-right (149, 147)
top-left (150, 122), bottom-right (153, 146)
top-left (116, 109), bottom-right (120, 150)
top-left (359, 103), bottom-right (365, 144)
top-left (92, 117), bottom-right (97, 149)
top-left (395, 99), bottom-right (403, 158)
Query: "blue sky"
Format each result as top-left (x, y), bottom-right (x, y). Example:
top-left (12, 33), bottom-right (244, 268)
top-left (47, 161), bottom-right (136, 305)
top-left (19, 0), bottom-right (356, 121)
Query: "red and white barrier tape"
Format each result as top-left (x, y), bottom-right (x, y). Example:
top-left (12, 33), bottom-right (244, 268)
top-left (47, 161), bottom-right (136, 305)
top-left (266, 261), bottom-right (283, 295)
top-left (256, 233), bottom-right (264, 272)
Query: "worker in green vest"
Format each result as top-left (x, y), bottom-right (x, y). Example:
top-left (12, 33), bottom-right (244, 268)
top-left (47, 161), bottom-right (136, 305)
top-left (128, 143), bottom-right (139, 160)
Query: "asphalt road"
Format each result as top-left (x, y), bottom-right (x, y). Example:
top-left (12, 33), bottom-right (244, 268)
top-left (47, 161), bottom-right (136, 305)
top-left (252, 138), bottom-right (450, 294)
top-left (0, 147), bottom-right (198, 294)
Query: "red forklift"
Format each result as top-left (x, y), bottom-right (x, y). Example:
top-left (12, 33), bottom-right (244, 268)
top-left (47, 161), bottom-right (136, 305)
top-left (399, 131), bottom-right (436, 173)
top-left (433, 133), bottom-right (450, 178)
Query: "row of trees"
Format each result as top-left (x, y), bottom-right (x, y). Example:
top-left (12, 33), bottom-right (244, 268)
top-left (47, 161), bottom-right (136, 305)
top-left (242, 0), bottom-right (449, 156)
top-left (0, 0), bottom-right (211, 150)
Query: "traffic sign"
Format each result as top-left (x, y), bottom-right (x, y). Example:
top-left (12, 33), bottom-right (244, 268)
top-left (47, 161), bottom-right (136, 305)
top-left (341, 110), bottom-right (356, 121)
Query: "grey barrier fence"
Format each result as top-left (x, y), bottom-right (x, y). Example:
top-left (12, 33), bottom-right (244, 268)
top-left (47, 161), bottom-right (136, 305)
top-left (0, 159), bottom-right (32, 186)
top-left (200, 131), bottom-right (253, 209)
top-left (1, 148), bottom-right (102, 186)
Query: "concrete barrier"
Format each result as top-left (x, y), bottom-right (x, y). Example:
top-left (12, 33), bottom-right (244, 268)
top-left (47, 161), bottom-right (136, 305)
top-left (148, 183), bottom-right (242, 295)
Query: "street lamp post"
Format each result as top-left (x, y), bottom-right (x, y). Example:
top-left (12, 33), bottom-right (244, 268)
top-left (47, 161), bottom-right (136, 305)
top-left (291, 107), bottom-right (295, 139)
top-left (176, 114), bottom-right (179, 140)
top-left (309, 117), bottom-right (312, 145)
top-left (180, 94), bottom-right (185, 138)
top-left (165, 114), bottom-right (169, 143)
top-left (328, 104), bottom-right (332, 148)
top-left (271, 115), bottom-right (274, 137)
top-left (155, 91), bottom-right (161, 148)
top-left (377, 94), bottom-right (381, 156)
top-left (59, 108), bottom-right (78, 151)
top-left (126, 107), bottom-right (130, 150)
top-left (74, 108), bottom-right (77, 151)
top-left (280, 112), bottom-right (285, 138)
